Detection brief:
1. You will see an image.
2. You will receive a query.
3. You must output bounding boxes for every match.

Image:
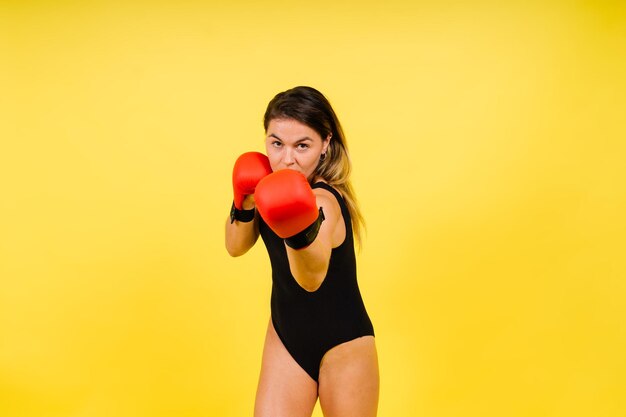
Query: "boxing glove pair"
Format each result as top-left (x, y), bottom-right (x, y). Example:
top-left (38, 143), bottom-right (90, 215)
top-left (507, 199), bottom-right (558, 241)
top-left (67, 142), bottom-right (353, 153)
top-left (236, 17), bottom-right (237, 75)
top-left (230, 152), bottom-right (325, 249)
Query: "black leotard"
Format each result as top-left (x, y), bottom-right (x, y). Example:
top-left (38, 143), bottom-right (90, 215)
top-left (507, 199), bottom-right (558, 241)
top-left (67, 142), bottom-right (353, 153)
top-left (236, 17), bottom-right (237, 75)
top-left (259, 181), bottom-right (374, 382)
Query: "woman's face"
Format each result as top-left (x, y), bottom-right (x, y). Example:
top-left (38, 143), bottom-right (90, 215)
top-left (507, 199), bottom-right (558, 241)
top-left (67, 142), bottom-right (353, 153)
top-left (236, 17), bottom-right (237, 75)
top-left (265, 118), bottom-right (330, 180)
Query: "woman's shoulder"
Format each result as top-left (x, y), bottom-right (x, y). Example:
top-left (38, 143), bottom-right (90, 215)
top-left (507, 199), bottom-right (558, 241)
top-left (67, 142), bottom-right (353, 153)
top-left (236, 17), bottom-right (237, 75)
top-left (311, 179), bottom-right (344, 199)
top-left (312, 181), bottom-right (347, 224)
top-left (311, 181), bottom-right (348, 247)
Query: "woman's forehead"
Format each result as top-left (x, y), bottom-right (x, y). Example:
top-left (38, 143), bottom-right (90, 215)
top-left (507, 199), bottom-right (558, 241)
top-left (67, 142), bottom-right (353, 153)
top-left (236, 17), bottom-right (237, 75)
top-left (267, 118), bottom-right (321, 139)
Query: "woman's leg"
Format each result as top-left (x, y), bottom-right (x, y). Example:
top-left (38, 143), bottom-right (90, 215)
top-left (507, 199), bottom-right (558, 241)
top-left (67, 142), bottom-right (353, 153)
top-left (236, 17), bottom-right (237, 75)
top-left (318, 336), bottom-right (379, 417)
top-left (254, 319), bottom-right (319, 417)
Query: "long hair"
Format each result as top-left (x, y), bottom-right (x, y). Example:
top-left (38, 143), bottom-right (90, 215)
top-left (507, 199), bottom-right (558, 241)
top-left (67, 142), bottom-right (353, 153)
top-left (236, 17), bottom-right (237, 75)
top-left (263, 86), bottom-right (365, 247)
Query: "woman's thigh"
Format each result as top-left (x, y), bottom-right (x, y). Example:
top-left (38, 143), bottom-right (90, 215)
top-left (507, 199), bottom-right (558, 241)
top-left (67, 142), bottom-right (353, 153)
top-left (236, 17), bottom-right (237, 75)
top-left (318, 336), bottom-right (379, 417)
top-left (254, 319), bottom-right (318, 417)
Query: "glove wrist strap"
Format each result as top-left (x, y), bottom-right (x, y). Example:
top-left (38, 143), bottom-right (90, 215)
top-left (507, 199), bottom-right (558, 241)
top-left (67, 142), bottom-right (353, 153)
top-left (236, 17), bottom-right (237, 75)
top-left (284, 207), bottom-right (326, 249)
top-left (230, 201), bottom-right (255, 224)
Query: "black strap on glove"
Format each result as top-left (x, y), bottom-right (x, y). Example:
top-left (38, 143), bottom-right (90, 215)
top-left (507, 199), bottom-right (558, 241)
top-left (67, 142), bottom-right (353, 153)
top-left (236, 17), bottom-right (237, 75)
top-left (230, 201), bottom-right (255, 224)
top-left (284, 207), bottom-right (325, 249)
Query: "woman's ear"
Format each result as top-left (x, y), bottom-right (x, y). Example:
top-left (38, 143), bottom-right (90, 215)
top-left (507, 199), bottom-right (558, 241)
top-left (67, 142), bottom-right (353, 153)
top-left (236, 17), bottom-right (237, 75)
top-left (323, 134), bottom-right (332, 152)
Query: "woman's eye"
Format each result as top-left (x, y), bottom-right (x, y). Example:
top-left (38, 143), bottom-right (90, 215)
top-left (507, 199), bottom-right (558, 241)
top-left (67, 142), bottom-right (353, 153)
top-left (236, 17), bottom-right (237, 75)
top-left (297, 143), bottom-right (309, 150)
top-left (272, 141), bottom-right (282, 147)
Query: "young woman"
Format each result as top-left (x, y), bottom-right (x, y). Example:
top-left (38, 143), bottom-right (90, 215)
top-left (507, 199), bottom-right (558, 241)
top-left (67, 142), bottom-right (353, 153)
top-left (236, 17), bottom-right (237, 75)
top-left (225, 86), bottom-right (378, 417)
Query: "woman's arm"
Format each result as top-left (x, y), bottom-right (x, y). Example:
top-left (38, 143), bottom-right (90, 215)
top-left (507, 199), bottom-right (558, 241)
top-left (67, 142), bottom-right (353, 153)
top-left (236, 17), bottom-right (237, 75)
top-left (285, 190), bottom-right (344, 291)
top-left (224, 152), bottom-right (272, 257)
top-left (225, 195), bottom-right (260, 257)
top-left (254, 170), bottom-right (346, 291)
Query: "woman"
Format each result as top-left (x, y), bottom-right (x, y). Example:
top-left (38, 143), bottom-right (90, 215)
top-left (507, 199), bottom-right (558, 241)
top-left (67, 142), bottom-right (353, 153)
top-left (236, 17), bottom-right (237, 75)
top-left (225, 86), bottom-right (378, 417)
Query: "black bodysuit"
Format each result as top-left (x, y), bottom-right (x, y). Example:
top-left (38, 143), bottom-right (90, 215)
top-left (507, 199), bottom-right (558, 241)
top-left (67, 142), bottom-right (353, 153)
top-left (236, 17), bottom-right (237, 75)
top-left (259, 181), bottom-right (375, 382)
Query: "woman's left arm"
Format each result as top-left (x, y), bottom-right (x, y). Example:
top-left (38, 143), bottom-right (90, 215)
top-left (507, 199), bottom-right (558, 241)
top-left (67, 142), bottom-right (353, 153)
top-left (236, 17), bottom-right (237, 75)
top-left (254, 170), bottom-right (345, 291)
top-left (285, 190), bottom-right (342, 292)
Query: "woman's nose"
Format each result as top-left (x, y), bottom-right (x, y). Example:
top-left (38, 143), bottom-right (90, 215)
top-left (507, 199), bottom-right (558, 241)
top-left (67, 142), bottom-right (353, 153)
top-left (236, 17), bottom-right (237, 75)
top-left (283, 149), bottom-right (295, 165)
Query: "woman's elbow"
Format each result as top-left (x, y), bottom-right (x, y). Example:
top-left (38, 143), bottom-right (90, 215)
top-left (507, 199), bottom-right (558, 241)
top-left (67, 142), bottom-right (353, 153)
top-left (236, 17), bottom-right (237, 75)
top-left (225, 241), bottom-right (249, 257)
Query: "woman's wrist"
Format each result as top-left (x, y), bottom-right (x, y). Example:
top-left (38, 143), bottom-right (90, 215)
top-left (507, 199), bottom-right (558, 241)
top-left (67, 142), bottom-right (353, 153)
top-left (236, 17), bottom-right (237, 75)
top-left (230, 201), bottom-right (255, 223)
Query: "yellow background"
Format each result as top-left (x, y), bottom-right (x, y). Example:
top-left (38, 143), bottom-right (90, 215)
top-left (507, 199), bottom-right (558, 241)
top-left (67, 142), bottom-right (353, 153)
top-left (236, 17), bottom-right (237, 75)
top-left (1, 1), bottom-right (625, 416)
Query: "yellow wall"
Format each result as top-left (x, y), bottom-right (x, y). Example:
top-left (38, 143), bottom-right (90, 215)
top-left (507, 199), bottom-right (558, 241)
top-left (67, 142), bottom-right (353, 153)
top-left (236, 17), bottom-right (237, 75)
top-left (1, 1), bottom-right (625, 416)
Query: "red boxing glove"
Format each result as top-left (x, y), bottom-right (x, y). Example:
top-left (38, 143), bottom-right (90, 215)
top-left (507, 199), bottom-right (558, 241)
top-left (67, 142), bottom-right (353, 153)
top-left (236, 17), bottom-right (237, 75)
top-left (255, 169), bottom-right (325, 249)
top-left (232, 152), bottom-right (272, 210)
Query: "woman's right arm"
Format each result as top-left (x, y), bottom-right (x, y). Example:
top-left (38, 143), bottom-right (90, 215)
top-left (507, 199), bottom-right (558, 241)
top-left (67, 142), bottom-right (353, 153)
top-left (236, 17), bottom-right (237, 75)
top-left (225, 152), bottom-right (272, 256)
top-left (225, 194), bottom-right (261, 257)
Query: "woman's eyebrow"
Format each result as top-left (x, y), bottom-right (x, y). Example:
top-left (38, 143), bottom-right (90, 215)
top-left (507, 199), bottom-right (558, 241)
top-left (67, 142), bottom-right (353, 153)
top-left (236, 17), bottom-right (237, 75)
top-left (267, 133), bottom-right (313, 142)
top-left (295, 137), bottom-right (313, 143)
